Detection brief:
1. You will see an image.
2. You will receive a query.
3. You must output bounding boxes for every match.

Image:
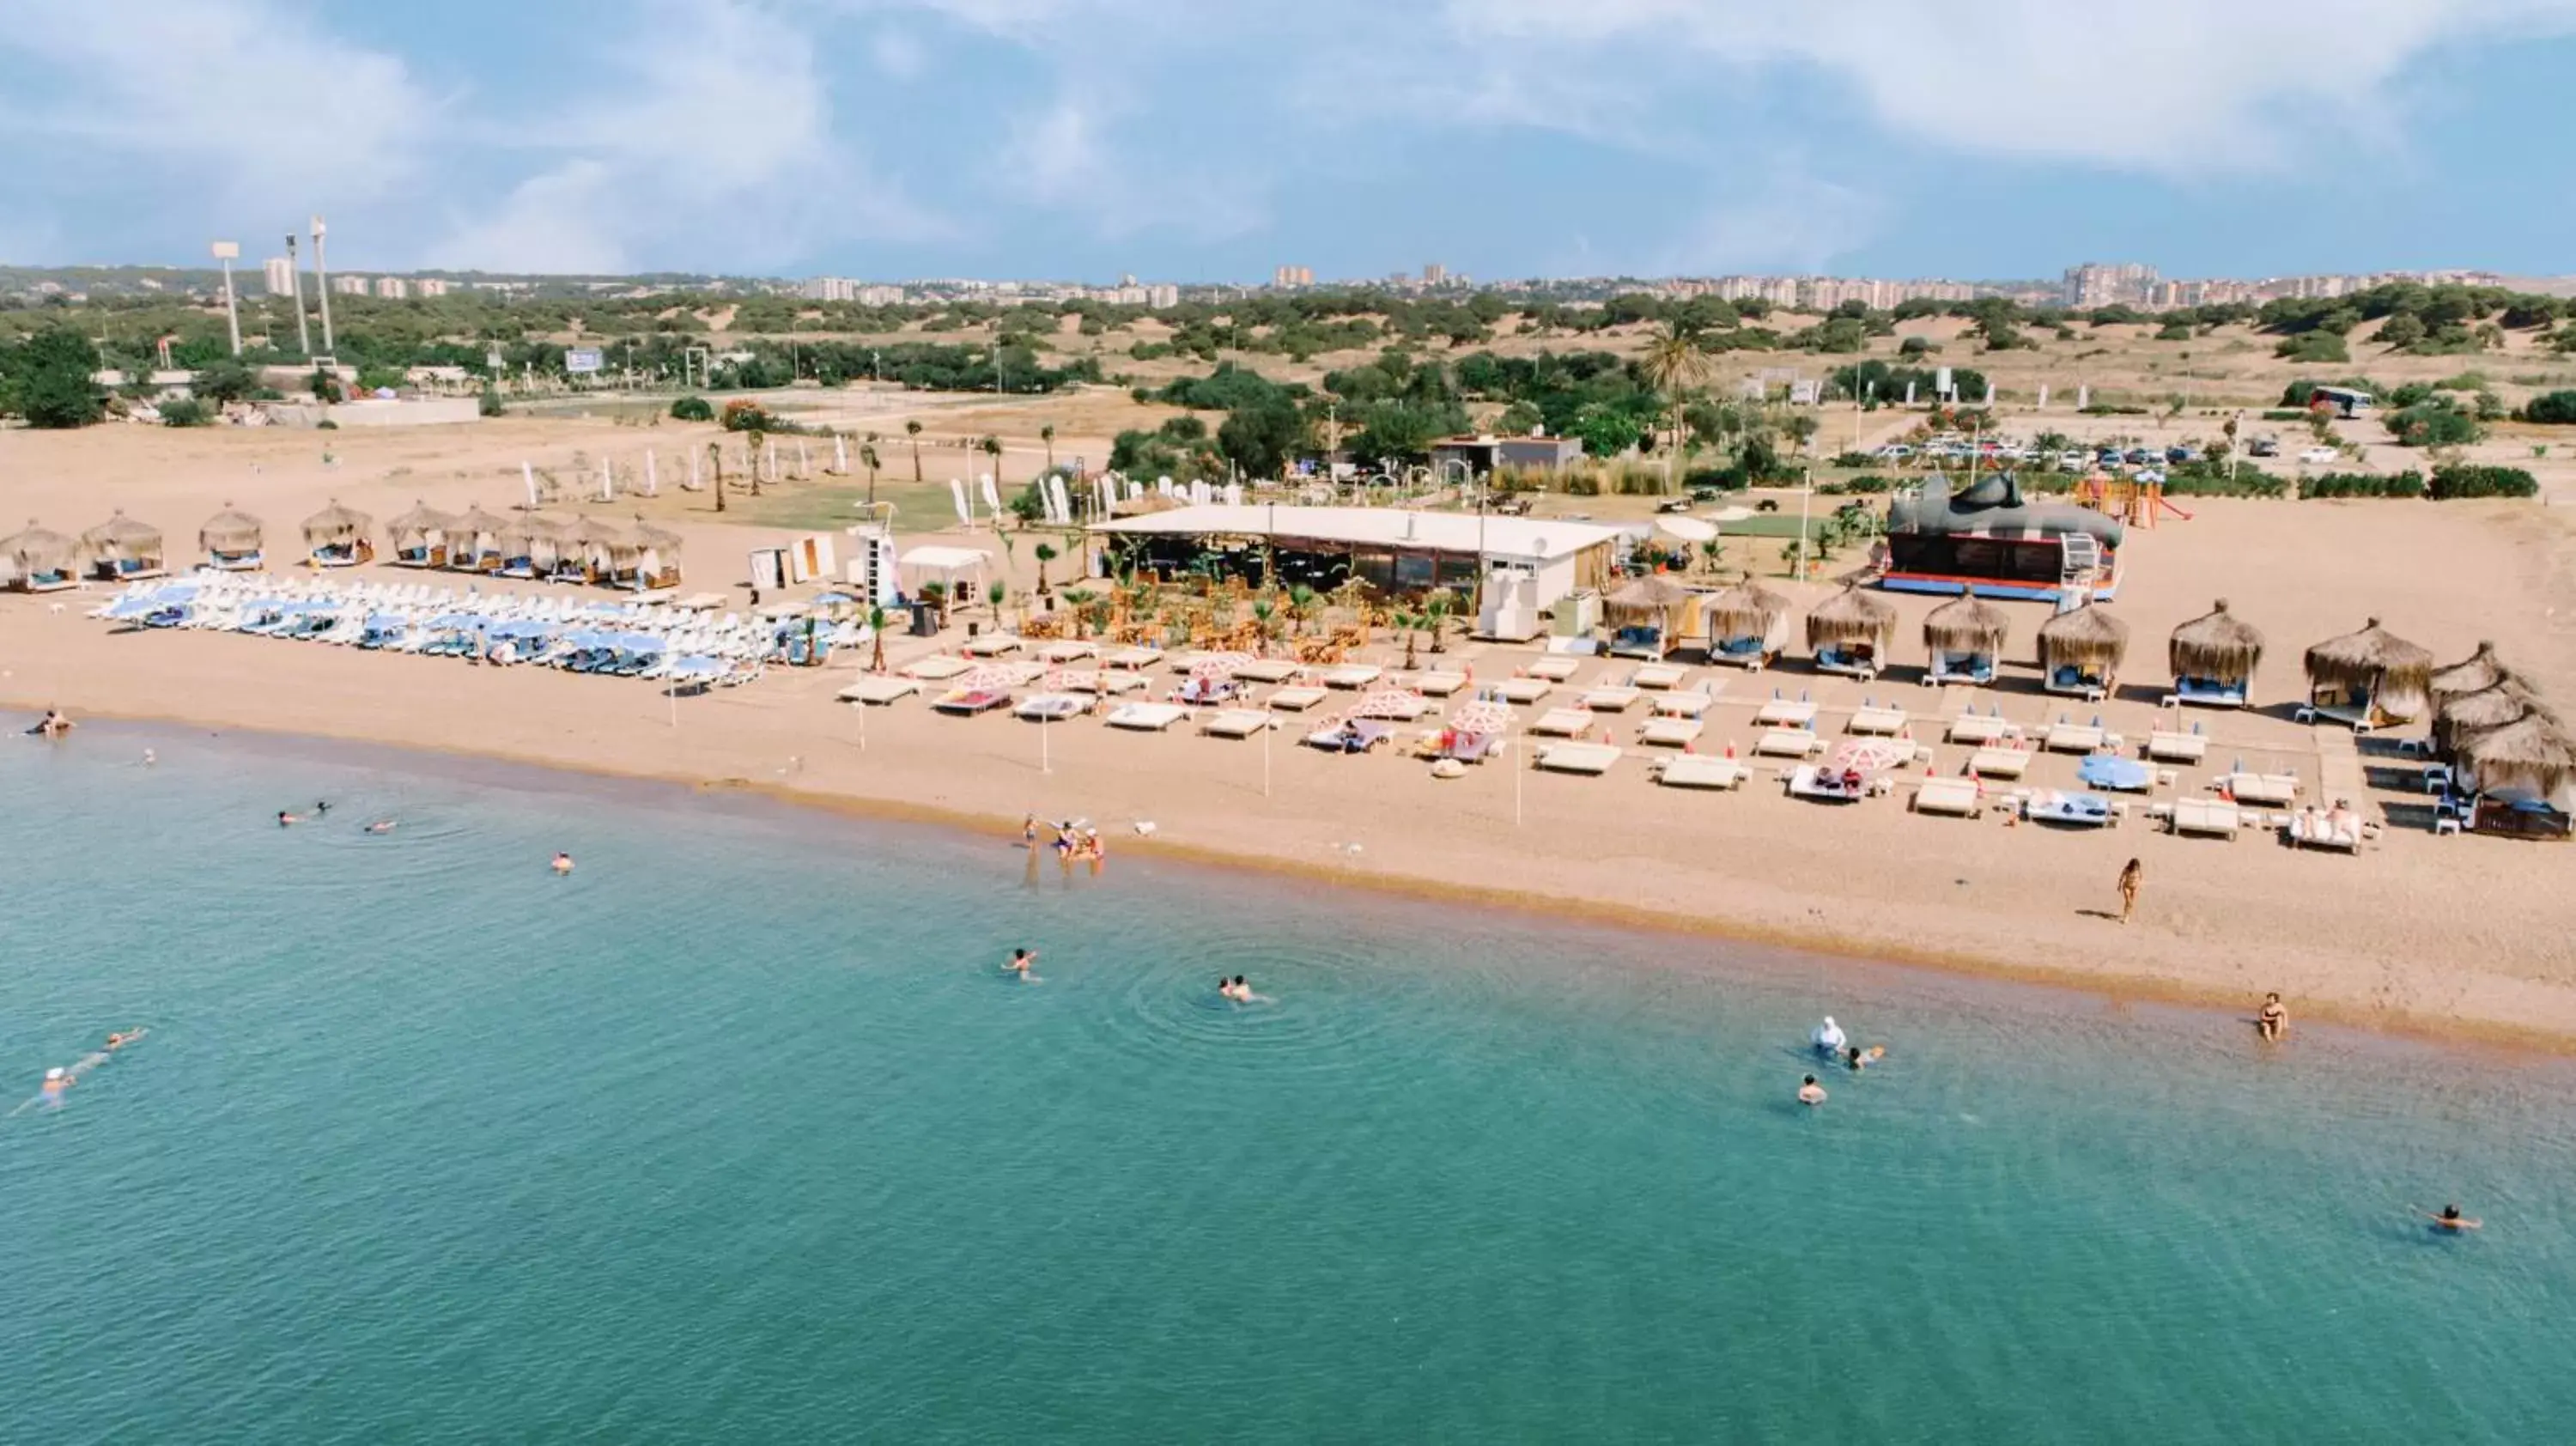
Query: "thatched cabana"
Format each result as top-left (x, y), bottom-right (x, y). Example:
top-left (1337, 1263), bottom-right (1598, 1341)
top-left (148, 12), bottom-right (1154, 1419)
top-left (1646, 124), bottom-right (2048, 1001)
top-left (2303, 617), bottom-right (2434, 727)
top-left (1602, 574), bottom-right (1701, 660)
top-left (81, 509), bottom-right (166, 581)
top-left (199, 504), bottom-right (265, 571)
top-left (2167, 598), bottom-right (2263, 707)
top-left (553, 516), bottom-right (627, 584)
top-left (2429, 641), bottom-right (2506, 702)
top-left (2433, 677), bottom-right (2555, 756)
top-left (386, 501), bottom-right (456, 568)
top-left (1807, 583), bottom-right (1898, 679)
top-left (617, 517), bottom-right (683, 592)
top-left (2037, 602), bottom-right (2130, 699)
top-left (2, 519), bottom-right (79, 592)
top-left (1702, 578), bottom-right (1789, 669)
top-left (2453, 713), bottom-right (2576, 836)
top-left (300, 499), bottom-right (375, 568)
top-left (447, 506), bottom-right (509, 573)
top-left (1923, 589), bottom-right (2008, 685)
top-left (501, 514), bottom-right (562, 577)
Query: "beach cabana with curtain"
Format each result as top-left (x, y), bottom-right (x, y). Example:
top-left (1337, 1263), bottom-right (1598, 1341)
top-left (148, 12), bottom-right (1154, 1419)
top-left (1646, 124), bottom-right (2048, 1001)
top-left (2166, 598), bottom-right (2263, 708)
top-left (553, 516), bottom-right (625, 584)
top-left (1602, 574), bottom-right (1701, 660)
top-left (1702, 579), bottom-right (1789, 671)
top-left (1807, 583), bottom-right (1898, 680)
top-left (1, 519), bottom-right (79, 592)
top-left (617, 518), bottom-right (683, 592)
top-left (301, 500), bottom-right (375, 568)
top-left (386, 501), bottom-right (455, 568)
top-left (2038, 602), bottom-right (2130, 701)
top-left (199, 504), bottom-right (265, 571)
top-left (501, 514), bottom-right (562, 578)
top-left (2453, 713), bottom-right (2576, 839)
top-left (2433, 677), bottom-right (2554, 757)
top-left (2429, 641), bottom-right (2506, 704)
top-left (1923, 590), bottom-right (2008, 686)
top-left (447, 506), bottom-right (509, 573)
top-left (2301, 617), bottom-right (2433, 730)
top-left (81, 510), bottom-right (166, 581)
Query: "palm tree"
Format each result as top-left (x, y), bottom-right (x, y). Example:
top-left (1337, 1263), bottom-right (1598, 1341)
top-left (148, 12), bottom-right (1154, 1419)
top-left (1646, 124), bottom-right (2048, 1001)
top-left (1060, 587), bottom-right (1097, 638)
top-left (860, 442), bottom-right (882, 507)
top-left (706, 440), bottom-right (727, 513)
top-left (1041, 424), bottom-right (1057, 472)
top-left (1251, 598), bottom-right (1280, 653)
top-left (1286, 583), bottom-right (1318, 636)
top-left (866, 605), bottom-right (888, 672)
top-left (1638, 320), bottom-right (1715, 492)
top-left (746, 427), bottom-right (768, 498)
top-left (980, 435), bottom-right (1004, 495)
top-left (1422, 586), bottom-right (1457, 653)
top-left (987, 579), bottom-right (1007, 622)
top-left (1394, 609), bottom-right (1425, 669)
top-left (1033, 542), bottom-right (1059, 596)
top-left (906, 419), bottom-right (923, 483)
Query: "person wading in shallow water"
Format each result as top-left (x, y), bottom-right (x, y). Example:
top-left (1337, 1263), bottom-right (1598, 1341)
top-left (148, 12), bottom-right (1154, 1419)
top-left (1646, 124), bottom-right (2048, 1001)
top-left (2117, 858), bottom-right (2143, 924)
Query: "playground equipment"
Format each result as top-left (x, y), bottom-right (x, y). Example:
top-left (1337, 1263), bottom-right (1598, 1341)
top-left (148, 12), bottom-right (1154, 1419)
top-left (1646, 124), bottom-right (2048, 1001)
top-left (2075, 473), bottom-right (2193, 528)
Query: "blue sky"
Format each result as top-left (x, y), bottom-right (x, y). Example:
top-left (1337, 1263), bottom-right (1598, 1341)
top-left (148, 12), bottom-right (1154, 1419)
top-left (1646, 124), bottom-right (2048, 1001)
top-left (6, 0), bottom-right (2576, 283)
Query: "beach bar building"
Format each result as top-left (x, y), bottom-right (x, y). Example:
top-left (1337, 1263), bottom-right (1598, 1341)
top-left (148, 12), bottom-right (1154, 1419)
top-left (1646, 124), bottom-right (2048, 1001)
top-left (2166, 598), bottom-right (2263, 708)
top-left (2037, 602), bottom-right (2129, 701)
top-left (301, 501), bottom-right (374, 568)
top-left (386, 501), bottom-right (455, 568)
top-left (1, 519), bottom-right (78, 592)
top-left (2301, 617), bottom-right (2433, 731)
top-left (80, 510), bottom-right (166, 582)
top-left (1923, 590), bottom-right (2010, 686)
top-left (1807, 583), bottom-right (1898, 679)
top-left (1087, 505), bottom-right (1624, 642)
top-left (1881, 473), bottom-right (2123, 603)
top-left (199, 504), bottom-right (264, 571)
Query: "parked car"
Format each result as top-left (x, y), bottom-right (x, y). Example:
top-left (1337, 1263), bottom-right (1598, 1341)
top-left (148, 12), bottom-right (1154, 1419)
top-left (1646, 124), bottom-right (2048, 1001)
top-left (2249, 435), bottom-right (2281, 458)
top-left (2165, 446), bottom-right (2195, 464)
top-left (2299, 447), bottom-right (2338, 465)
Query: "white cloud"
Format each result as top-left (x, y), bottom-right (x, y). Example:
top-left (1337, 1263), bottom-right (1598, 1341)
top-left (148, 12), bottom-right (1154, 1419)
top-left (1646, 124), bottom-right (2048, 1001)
top-left (1658, 173), bottom-right (1885, 276)
top-left (870, 27), bottom-right (928, 79)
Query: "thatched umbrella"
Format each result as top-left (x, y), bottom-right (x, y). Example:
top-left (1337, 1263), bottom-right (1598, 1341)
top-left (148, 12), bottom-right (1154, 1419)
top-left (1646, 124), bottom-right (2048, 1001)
top-left (626, 518), bottom-right (683, 588)
top-left (1804, 583), bottom-right (1896, 652)
top-left (2037, 603), bottom-right (2130, 679)
top-left (81, 510), bottom-right (165, 573)
top-left (1703, 578), bottom-right (1788, 642)
top-left (199, 503), bottom-right (264, 556)
top-left (2168, 598), bottom-right (2263, 687)
top-left (386, 500), bottom-right (453, 546)
top-left (1923, 589), bottom-right (2009, 656)
top-left (2433, 677), bottom-right (2555, 755)
top-left (300, 499), bottom-right (374, 550)
top-left (2455, 713), bottom-right (2576, 805)
top-left (2304, 617), bottom-right (2434, 723)
top-left (2429, 641), bottom-right (2506, 702)
top-left (2, 519), bottom-right (77, 586)
top-left (1604, 573), bottom-right (1695, 620)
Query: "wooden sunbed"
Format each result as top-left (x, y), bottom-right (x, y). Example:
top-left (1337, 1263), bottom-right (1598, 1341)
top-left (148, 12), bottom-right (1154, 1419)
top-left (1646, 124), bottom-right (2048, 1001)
top-left (1321, 664), bottom-right (1383, 690)
top-left (2044, 720), bottom-right (2107, 753)
top-left (1848, 705), bottom-right (1909, 736)
top-left (1651, 755), bottom-right (1750, 791)
top-left (1106, 702), bottom-right (1189, 732)
top-left (2170, 798), bottom-right (2244, 837)
top-left (1496, 676), bottom-right (1552, 704)
top-left (1754, 727), bottom-right (1825, 759)
top-left (1035, 640), bottom-right (1098, 664)
top-left (1265, 685), bottom-right (1329, 712)
top-left (1411, 670), bottom-right (1467, 696)
top-left (1529, 708), bottom-right (1595, 738)
top-left (1651, 691), bottom-right (1716, 719)
top-left (1233, 659), bottom-right (1305, 684)
top-left (1533, 742), bottom-right (1621, 775)
top-left (1911, 777), bottom-right (1984, 817)
top-left (1101, 646), bottom-right (1163, 670)
top-left (1526, 656), bottom-right (1582, 682)
top-left (1945, 714), bottom-right (2018, 744)
top-left (1631, 662), bottom-right (1692, 690)
top-left (1636, 717), bottom-right (1705, 749)
top-left (1757, 698), bottom-right (1819, 727)
top-left (2145, 728), bottom-right (2211, 763)
top-left (2285, 811), bottom-right (2364, 852)
top-left (902, 655), bottom-right (974, 681)
top-left (1969, 746), bottom-right (2033, 780)
top-left (1200, 708), bottom-right (1273, 738)
top-left (2220, 772), bottom-right (2300, 805)
top-left (960, 632), bottom-right (1024, 658)
top-left (1579, 684), bottom-right (1643, 712)
top-left (838, 676), bottom-right (920, 705)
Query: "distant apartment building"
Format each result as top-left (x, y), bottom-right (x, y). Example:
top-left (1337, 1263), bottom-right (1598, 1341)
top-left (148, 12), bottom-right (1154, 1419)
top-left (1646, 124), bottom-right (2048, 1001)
top-left (1424, 263), bottom-right (1447, 286)
top-left (1271, 264), bottom-right (1314, 289)
top-left (415, 277), bottom-right (450, 298)
top-left (855, 284), bottom-right (905, 307)
top-left (373, 276), bottom-right (409, 299)
top-left (1146, 283), bottom-right (1179, 309)
top-left (2063, 262), bottom-right (2159, 308)
top-left (331, 275), bottom-right (368, 296)
top-left (263, 256), bottom-right (295, 295)
top-left (801, 276), bottom-right (860, 301)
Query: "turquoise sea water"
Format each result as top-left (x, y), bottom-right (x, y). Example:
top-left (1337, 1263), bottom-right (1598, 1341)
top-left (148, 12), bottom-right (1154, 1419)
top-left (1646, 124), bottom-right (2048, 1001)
top-left (4, 727), bottom-right (2573, 1443)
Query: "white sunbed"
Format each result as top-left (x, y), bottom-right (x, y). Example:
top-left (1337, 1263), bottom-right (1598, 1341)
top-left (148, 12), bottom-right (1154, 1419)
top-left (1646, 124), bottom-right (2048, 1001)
top-left (2145, 727), bottom-right (2211, 763)
top-left (1035, 640), bottom-right (1098, 664)
top-left (1166, 650), bottom-right (1214, 674)
top-left (1785, 764), bottom-right (1872, 803)
top-left (2221, 772), bottom-right (2300, 806)
top-left (1322, 664), bottom-right (1384, 689)
top-left (1534, 742), bottom-right (1622, 775)
top-left (1580, 684), bottom-right (1643, 712)
top-left (1848, 705), bottom-right (1910, 736)
top-left (1637, 717), bottom-right (1705, 749)
top-left (1412, 669), bottom-right (1467, 696)
top-left (1496, 676), bottom-right (1552, 704)
top-left (1969, 746), bottom-right (2034, 780)
top-left (1106, 701), bottom-right (1190, 732)
top-left (1015, 693), bottom-right (1089, 721)
top-left (1754, 727), bottom-right (1825, 759)
top-left (1652, 755), bottom-right (1750, 791)
top-left (1758, 697), bottom-right (1819, 727)
top-left (1530, 708), bottom-right (1596, 738)
top-left (1234, 659), bottom-right (1305, 684)
top-left (1526, 656), bottom-right (1583, 683)
top-left (1911, 777), bottom-right (1985, 817)
top-left (1652, 691), bottom-right (1716, 720)
top-left (1946, 714), bottom-right (2018, 745)
top-left (2285, 811), bottom-right (2365, 853)
top-left (1102, 646), bottom-right (1163, 670)
top-left (902, 655), bottom-right (974, 681)
top-left (1200, 708), bottom-right (1274, 738)
top-left (838, 676), bottom-right (920, 705)
top-left (1061, 670), bottom-right (1150, 696)
top-left (1265, 685), bottom-right (1329, 712)
top-left (961, 633), bottom-right (1024, 658)
top-left (2044, 720), bottom-right (2108, 753)
top-left (1631, 662), bottom-right (1692, 690)
top-left (2170, 798), bottom-right (2244, 838)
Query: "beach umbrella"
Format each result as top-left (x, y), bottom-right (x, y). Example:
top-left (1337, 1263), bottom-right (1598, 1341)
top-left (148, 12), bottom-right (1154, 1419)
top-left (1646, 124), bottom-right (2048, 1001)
top-left (1702, 578), bottom-right (1787, 641)
top-left (1447, 699), bottom-right (1515, 736)
top-left (1352, 684), bottom-right (1426, 720)
top-left (2037, 602), bottom-right (2130, 676)
top-left (81, 509), bottom-right (163, 566)
top-left (1190, 651), bottom-right (1257, 680)
top-left (1603, 572), bottom-right (1695, 620)
top-left (1923, 589), bottom-right (2009, 655)
top-left (1829, 738), bottom-right (1911, 774)
top-left (299, 498), bottom-right (374, 548)
top-left (2, 519), bottom-right (77, 579)
top-left (2429, 641), bottom-right (2507, 702)
top-left (2167, 597), bottom-right (2264, 685)
top-left (1804, 582), bottom-right (1897, 652)
top-left (2304, 617), bottom-right (2434, 721)
top-left (199, 503), bottom-right (264, 554)
top-left (956, 665), bottom-right (1022, 692)
top-left (665, 656), bottom-right (726, 681)
top-left (2454, 713), bottom-right (2576, 805)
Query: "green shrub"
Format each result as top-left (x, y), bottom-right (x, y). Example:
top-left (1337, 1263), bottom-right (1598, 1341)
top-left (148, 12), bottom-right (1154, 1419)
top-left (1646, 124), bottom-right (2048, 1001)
top-left (478, 387), bottom-right (506, 417)
top-left (2079, 404), bottom-right (2148, 416)
top-left (2259, 409), bottom-right (2309, 422)
top-left (1680, 465), bottom-right (1744, 493)
top-left (669, 394), bottom-right (714, 422)
top-left (2275, 332), bottom-right (2350, 363)
top-left (2427, 465), bottom-right (2539, 500)
top-left (2385, 400), bottom-right (2482, 448)
top-left (2299, 471), bottom-right (2425, 499)
top-left (158, 397), bottom-right (211, 427)
top-left (2519, 390), bottom-right (2576, 425)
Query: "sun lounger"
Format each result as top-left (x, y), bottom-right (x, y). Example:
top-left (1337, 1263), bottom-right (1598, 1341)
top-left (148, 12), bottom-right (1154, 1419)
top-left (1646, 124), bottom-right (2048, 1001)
top-left (2044, 718), bottom-right (2107, 752)
top-left (838, 676), bottom-right (921, 705)
top-left (1200, 708), bottom-right (1274, 738)
top-left (1969, 746), bottom-right (2033, 780)
top-left (1175, 677), bottom-right (1242, 706)
top-left (1848, 704), bottom-right (1909, 736)
top-left (2145, 726), bottom-right (2209, 763)
top-left (1636, 717), bottom-right (1705, 749)
top-left (1265, 685), bottom-right (1329, 712)
top-left (1102, 646), bottom-right (1162, 670)
top-left (1579, 684), bottom-right (1643, 711)
top-left (903, 655), bottom-right (973, 681)
top-left (2293, 701), bottom-right (2375, 734)
top-left (1651, 755), bottom-right (1750, 791)
top-left (1757, 697), bottom-right (1819, 727)
top-left (2024, 789), bottom-right (2117, 828)
top-left (1814, 645), bottom-right (1879, 681)
top-left (1496, 676), bottom-right (1552, 704)
top-left (1911, 777), bottom-right (1984, 817)
top-left (961, 632), bottom-right (1024, 658)
top-left (933, 688), bottom-right (1013, 715)
top-left (2169, 676), bottom-right (2250, 709)
top-left (1306, 719), bottom-right (1394, 753)
top-left (1015, 693), bottom-right (1088, 721)
top-left (1321, 664), bottom-right (1383, 689)
top-left (1651, 690), bottom-right (1716, 720)
top-left (1785, 763), bottom-right (1871, 803)
top-left (2284, 811), bottom-right (2365, 852)
top-left (1107, 701), bottom-right (1190, 732)
top-left (1945, 713), bottom-right (2018, 745)
top-left (1411, 669), bottom-right (1467, 696)
top-left (2170, 798), bottom-right (2243, 837)
top-left (1165, 651), bottom-right (1213, 674)
top-left (1754, 727), bottom-right (1825, 759)
top-left (1233, 659), bottom-right (1305, 684)
top-left (1035, 640), bottom-right (1098, 664)
top-left (1061, 669), bottom-right (1149, 696)
top-left (1631, 662), bottom-right (1691, 690)
top-left (2220, 772), bottom-right (2300, 805)
top-left (1533, 742), bottom-right (1621, 775)
top-left (1526, 656), bottom-right (1582, 682)
top-left (1530, 708), bottom-right (1595, 738)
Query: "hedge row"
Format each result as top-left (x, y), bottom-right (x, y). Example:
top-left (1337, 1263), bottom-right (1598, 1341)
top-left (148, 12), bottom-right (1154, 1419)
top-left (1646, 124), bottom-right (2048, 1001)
top-left (2301, 471), bottom-right (2425, 499)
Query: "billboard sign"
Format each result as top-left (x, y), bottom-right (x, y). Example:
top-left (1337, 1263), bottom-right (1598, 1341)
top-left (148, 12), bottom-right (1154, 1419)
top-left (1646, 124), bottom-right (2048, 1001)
top-left (565, 347), bottom-right (605, 375)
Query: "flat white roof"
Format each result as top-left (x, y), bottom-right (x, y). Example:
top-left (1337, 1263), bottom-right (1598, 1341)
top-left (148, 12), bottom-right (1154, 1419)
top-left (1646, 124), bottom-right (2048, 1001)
top-left (1088, 505), bottom-right (1622, 562)
top-left (899, 545), bottom-right (991, 571)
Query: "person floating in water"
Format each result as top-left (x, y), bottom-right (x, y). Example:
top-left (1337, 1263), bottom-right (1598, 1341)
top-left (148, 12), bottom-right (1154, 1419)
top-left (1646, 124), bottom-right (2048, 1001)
top-left (2257, 993), bottom-right (2288, 1042)
top-left (551, 852), bottom-right (574, 874)
top-left (313, 800), bottom-right (331, 817)
top-left (39, 1066), bottom-right (72, 1105)
top-left (2419, 1204), bottom-right (2482, 1231)
top-left (364, 819), bottom-right (398, 834)
top-left (31, 708), bottom-right (75, 740)
top-left (1812, 1017), bottom-right (1847, 1055)
top-left (1005, 948), bottom-right (1037, 981)
top-left (106, 1031), bottom-right (140, 1051)
top-left (1798, 1075), bottom-right (1827, 1107)
top-left (1844, 1045), bottom-right (1886, 1072)
top-left (277, 810), bottom-right (302, 827)
top-left (1220, 975), bottom-right (1258, 1003)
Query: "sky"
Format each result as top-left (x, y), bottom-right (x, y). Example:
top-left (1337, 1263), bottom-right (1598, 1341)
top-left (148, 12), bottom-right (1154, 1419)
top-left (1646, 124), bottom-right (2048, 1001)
top-left (5, 0), bottom-right (2576, 283)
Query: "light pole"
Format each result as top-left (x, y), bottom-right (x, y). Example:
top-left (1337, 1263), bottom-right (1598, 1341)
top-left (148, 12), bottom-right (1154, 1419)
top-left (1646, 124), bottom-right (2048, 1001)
top-left (310, 216), bottom-right (336, 355)
top-left (210, 241), bottom-right (242, 355)
top-left (284, 234), bottom-right (311, 357)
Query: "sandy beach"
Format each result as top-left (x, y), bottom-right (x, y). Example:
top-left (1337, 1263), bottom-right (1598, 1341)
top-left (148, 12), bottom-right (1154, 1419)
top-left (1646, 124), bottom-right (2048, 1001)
top-left (5, 416), bottom-right (2574, 1051)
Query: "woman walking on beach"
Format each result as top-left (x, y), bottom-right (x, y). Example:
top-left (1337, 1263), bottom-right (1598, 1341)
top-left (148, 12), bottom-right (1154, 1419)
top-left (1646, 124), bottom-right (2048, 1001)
top-left (2116, 858), bottom-right (2143, 925)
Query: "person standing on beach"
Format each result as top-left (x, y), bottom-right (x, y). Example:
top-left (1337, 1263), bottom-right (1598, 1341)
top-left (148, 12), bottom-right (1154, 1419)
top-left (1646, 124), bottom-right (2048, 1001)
top-left (2257, 993), bottom-right (2288, 1042)
top-left (2117, 859), bottom-right (2143, 924)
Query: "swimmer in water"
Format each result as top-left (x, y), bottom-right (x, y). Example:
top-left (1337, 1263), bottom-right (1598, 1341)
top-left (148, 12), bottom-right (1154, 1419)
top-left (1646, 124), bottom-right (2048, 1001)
top-left (106, 1031), bottom-right (137, 1051)
top-left (277, 811), bottom-right (301, 827)
top-left (2419, 1204), bottom-right (2482, 1231)
top-left (314, 800), bottom-right (330, 816)
top-left (1844, 1045), bottom-right (1886, 1072)
top-left (143, 748), bottom-right (155, 766)
top-left (1798, 1075), bottom-right (1827, 1107)
top-left (1005, 948), bottom-right (1036, 980)
top-left (1813, 1016), bottom-right (1847, 1055)
top-left (551, 852), bottom-right (574, 874)
top-left (365, 819), bottom-right (398, 834)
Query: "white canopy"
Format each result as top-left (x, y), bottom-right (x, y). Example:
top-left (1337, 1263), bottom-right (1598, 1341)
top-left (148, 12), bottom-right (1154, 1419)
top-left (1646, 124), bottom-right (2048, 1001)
top-left (1087, 504), bottom-right (1623, 562)
top-left (899, 544), bottom-right (991, 591)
